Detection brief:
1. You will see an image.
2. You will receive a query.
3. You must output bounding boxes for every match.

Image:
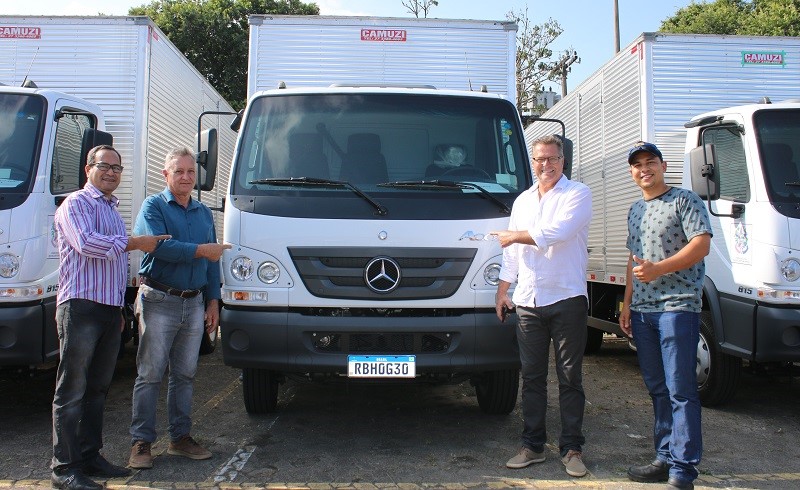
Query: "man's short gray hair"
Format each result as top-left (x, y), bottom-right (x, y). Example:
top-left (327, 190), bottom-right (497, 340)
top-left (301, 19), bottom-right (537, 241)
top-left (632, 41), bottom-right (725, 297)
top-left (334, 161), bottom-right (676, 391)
top-left (531, 134), bottom-right (563, 155)
top-left (163, 147), bottom-right (194, 169)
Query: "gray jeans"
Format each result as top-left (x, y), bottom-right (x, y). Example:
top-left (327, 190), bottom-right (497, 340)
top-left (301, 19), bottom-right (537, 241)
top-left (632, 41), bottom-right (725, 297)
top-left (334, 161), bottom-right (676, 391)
top-left (130, 285), bottom-right (204, 443)
top-left (516, 295), bottom-right (587, 455)
top-left (52, 299), bottom-right (122, 470)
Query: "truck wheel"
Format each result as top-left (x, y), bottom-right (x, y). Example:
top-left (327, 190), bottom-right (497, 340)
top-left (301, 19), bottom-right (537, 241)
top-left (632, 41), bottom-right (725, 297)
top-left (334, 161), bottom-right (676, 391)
top-left (697, 311), bottom-right (741, 407)
top-left (242, 368), bottom-right (280, 414)
top-left (475, 369), bottom-right (519, 414)
top-left (199, 327), bottom-right (218, 355)
top-left (584, 327), bottom-right (604, 355)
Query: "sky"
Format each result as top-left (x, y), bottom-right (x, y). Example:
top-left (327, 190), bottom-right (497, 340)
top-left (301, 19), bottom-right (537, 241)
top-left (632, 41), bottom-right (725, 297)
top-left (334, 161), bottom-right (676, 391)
top-left (0, 0), bottom-right (696, 92)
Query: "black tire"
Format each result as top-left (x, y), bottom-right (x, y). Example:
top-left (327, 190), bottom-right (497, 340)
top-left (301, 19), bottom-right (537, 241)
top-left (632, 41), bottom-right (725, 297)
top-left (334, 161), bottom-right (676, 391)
top-left (242, 368), bottom-right (280, 414)
top-left (584, 327), bottom-right (604, 355)
top-left (199, 327), bottom-right (218, 355)
top-left (697, 311), bottom-right (741, 407)
top-left (475, 369), bottom-right (519, 414)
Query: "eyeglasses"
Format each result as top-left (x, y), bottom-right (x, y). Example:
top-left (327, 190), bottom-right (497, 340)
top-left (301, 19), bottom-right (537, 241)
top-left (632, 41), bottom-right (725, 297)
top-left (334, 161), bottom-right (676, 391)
top-left (90, 162), bottom-right (124, 174)
top-left (531, 156), bottom-right (563, 165)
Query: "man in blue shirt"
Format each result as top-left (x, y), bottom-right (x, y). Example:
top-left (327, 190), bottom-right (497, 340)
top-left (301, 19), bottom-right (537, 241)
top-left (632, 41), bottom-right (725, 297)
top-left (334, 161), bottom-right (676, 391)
top-left (128, 147), bottom-right (231, 469)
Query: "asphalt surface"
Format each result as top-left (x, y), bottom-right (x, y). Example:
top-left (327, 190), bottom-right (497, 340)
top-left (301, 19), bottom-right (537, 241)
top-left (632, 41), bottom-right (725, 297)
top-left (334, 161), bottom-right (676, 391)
top-left (0, 336), bottom-right (798, 489)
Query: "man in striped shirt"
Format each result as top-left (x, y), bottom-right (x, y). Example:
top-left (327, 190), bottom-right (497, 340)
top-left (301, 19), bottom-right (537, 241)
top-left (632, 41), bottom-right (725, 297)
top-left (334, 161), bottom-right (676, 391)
top-left (51, 145), bottom-right (169, 490)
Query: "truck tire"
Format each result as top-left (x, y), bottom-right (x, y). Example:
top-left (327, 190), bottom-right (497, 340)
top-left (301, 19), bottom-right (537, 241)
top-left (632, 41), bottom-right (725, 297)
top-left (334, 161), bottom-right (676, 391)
top-left (475, 369), bottom-right (519, 415)
top-left (199, 328), bottom-right (218, 355)
top-left (584, 327), bottom-right (604, 355)
top-left (242, 368), bottom-right (279, 414)
top-left (697, 311), bottom-right (741, 407)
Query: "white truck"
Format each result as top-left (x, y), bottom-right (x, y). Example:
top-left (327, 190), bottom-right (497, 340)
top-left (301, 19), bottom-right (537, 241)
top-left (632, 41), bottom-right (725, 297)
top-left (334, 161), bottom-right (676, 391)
top-left (525, 32), bottom-right (800, 405)
top-left (0, 16), bottom-right (236, 368)
top-left (215, 15), bottom-right (526, 414)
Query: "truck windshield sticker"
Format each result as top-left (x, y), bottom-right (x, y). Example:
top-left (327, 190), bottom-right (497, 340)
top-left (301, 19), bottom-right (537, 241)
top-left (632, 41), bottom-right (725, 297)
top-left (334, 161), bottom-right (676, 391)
top-left (361, 29), bottom-right (407, 42)
top-left (0, 26), bottom-right (40, 39)
top-left (741, 51), bottom-right (786, 66)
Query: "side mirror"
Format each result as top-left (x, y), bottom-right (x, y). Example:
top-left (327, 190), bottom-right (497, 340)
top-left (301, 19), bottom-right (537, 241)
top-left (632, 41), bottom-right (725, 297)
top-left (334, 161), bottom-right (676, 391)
top-left (195, 128), bottom-right (218, 192)
top-left (79, 128), bottom-right (113, 188)
top-left (689, 144), bottom-right (720, 200)
top-left (230, 109), bottom-right (244, 132)
top-left (551, 133), bottom-right (574, 179)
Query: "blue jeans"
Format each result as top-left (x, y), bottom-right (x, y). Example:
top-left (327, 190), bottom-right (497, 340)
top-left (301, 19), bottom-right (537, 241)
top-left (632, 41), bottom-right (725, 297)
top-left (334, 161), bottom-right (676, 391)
top-left (517, 295), bottom-right (587, 455)
top-left (631, 310), bottom-right (702, 483)
top-left (52, 299), bottom-right (122, 470)
top-left (130, 285), bottom-right (204, 443)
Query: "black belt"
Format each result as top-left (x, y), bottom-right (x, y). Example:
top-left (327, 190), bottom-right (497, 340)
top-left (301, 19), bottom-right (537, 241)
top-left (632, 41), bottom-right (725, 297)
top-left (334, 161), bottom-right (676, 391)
top-left (140, 276), bottom-right (202, 299)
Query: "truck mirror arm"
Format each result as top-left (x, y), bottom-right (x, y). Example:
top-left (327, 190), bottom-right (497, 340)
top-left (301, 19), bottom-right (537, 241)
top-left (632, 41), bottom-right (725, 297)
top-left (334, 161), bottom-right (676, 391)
top-left (704, 178), bottom-right (744, 219)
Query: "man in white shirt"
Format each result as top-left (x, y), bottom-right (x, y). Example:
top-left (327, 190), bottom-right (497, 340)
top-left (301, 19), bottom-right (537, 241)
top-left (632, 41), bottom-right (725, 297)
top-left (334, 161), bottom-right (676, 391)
top-left (493, 134), bottom-right (592, 478)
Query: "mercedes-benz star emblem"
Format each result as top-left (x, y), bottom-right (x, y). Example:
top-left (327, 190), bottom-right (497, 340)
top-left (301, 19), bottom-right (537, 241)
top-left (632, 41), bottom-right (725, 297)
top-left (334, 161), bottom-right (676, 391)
top-left (364, 257), bottom-right (401, 293)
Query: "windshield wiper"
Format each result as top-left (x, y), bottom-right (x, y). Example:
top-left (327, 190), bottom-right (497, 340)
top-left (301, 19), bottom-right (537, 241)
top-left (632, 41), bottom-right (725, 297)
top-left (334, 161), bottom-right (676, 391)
top-left (785, 182), bottom-right (800, 187)
top-left (249, 177), bottom-right (387, 216)
top-left (378, 180), bottom-right (511, 214)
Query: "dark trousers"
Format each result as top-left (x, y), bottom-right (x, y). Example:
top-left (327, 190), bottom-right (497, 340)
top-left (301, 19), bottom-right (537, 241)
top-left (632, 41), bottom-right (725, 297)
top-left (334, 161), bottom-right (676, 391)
top-left (51, 299), bottom-right (122, 470)
top-left (517, 295), bottom-right (587, 455)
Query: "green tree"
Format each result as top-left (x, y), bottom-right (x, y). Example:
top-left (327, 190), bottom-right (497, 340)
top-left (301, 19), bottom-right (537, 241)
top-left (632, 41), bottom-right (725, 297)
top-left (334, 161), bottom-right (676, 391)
top-left (507, 8), bottom-right (571, 115)
top-left (661, 0), bottom-right (800, 36)
top-left (130, 0), bottom-right (319, 110)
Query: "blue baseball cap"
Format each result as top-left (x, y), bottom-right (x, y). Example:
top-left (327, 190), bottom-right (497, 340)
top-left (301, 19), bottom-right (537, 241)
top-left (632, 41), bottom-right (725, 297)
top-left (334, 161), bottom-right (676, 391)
top-left (628, 142), bottom-right (663, 164)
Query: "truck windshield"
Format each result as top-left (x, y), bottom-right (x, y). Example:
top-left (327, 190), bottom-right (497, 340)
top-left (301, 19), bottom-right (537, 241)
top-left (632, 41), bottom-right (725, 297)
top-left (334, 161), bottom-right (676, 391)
top-left (231, 92), bottom-right (528, 220)
top-left (756, 109), bottom-right (800, 204)
top-left (0, 93), bottom-right (44, 192)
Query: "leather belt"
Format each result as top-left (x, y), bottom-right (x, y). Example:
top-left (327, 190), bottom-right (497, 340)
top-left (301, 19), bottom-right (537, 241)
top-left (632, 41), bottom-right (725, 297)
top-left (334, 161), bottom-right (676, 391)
top-left (140, 276), bottom-right (201, 299)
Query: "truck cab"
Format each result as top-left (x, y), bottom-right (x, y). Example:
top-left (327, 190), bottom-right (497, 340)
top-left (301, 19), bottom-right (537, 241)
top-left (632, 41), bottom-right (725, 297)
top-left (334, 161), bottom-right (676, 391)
top-left (686, 100), bottom-right (800, 404)
top-left (220, 85), bottom-right (529, 414)
top-left (0, 85), bottom-right (106, 366)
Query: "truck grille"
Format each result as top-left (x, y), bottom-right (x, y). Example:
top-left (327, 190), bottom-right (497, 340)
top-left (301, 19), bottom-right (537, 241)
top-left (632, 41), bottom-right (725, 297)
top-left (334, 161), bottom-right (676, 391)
top-left (313, 332), bottom-right (452, 353)
top-left (288, 247), bottom-right (476, 300)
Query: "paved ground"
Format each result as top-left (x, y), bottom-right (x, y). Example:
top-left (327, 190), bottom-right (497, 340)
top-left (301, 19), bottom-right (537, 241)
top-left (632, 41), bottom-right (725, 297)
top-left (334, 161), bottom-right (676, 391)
top-left (0, 337), bottom-right (798, 489)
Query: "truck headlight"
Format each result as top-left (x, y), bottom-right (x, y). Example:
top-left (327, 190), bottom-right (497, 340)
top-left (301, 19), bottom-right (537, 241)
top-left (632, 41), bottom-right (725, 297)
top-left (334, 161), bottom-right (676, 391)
top-left (483, 263), bottom-right (501, 286)
top-left (258, 261), bottom-right (280, 284)
top-left (781, 257), bottom-right (800, 282)
top-left (231, 256), bottom-right (254, 281)
top-left (0, 253), bottom-right (20, 278)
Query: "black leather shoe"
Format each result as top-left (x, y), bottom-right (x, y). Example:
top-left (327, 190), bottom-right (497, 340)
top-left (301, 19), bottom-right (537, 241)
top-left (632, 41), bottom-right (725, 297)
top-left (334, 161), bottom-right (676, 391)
top-left (51, 469), bottom-right (103, 490)
top-left (83, 453), bottom-right (132, 478)
top-left (627, 459), bottom-right (670, 482)
top-left (668, 477), bottom-right (695, 489)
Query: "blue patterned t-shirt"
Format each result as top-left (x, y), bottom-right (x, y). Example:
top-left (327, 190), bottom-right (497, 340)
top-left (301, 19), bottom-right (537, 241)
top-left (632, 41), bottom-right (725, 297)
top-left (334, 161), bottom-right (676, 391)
top-left (626, 187), bottom-right (712, 312)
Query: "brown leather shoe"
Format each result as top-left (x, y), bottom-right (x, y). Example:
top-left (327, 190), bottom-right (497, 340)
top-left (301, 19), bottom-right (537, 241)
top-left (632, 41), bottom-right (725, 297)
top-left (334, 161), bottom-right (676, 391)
top-left (128, 440), bottom-right (153, 469)
top-left (167, 435), bottom-right (212, 460)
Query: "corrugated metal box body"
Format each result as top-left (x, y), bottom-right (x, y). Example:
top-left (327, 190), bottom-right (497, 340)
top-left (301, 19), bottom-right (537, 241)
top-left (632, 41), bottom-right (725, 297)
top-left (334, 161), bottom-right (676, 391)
top-left (0, 16), bottom-right (235, 239)
top-left (248, 15), bottom-right (517, 103)
top-left (526, 32), bottom-right (800, 283)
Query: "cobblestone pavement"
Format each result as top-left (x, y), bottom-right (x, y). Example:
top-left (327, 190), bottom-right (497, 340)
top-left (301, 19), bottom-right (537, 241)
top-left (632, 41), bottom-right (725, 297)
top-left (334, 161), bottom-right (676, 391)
top-left (1, 338), bottom-right (797, 489)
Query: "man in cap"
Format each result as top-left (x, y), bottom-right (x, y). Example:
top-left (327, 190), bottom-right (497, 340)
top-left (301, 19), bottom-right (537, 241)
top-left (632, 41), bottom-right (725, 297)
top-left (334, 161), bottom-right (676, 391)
top-left (619, 141), bottom-right (712, 490)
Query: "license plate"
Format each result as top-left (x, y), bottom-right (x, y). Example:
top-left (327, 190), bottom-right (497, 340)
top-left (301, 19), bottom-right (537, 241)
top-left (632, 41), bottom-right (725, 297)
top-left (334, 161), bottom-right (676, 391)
top-left (347, 355), bottom-right (416, 378)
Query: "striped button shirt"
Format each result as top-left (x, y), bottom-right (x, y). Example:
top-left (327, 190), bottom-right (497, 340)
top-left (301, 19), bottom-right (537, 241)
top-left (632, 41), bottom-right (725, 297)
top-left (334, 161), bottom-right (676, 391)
top-left (54, 183), bottom-right (129, 306)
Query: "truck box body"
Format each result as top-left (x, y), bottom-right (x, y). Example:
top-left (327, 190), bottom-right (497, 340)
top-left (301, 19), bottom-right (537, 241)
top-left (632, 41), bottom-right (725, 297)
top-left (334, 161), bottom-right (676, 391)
top-left (247, 15), bottom-right (517, 102)
top-left (220, 16), bottom-right (526, 414)
top-left (525, 32), bottom-right (800, 404)
top-left (0, 16), bottom-right (236, 366)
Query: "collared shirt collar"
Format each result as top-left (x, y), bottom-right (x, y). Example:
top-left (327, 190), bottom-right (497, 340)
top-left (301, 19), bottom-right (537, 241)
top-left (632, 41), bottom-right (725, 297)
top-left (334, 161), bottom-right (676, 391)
top-left (534, 173), bottom-right (568, 196)
top-left (161, 187), bottom-right (201, 210)
top-left (84, 182), bottom-right (120, 207)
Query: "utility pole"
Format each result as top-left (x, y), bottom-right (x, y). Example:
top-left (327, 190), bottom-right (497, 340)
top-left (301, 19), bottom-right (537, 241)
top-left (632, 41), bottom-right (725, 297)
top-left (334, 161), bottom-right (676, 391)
top-left (550, 50), bottom-right (579, 96)
top-left (614, 0), bottom-right (620, 53)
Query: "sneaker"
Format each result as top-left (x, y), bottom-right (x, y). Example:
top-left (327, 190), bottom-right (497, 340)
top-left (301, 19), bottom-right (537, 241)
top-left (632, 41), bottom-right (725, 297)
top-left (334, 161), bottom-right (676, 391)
top-left (627, 459), bottom-right (670, 483)
top-left (506, 447), bottom-right (546, 468)
top-left (167, 435), bottom-right (212, 460)
top-left (561, 449), bottom-right (587, 477)
top-left (128, 440), bottom-right (153, 469)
